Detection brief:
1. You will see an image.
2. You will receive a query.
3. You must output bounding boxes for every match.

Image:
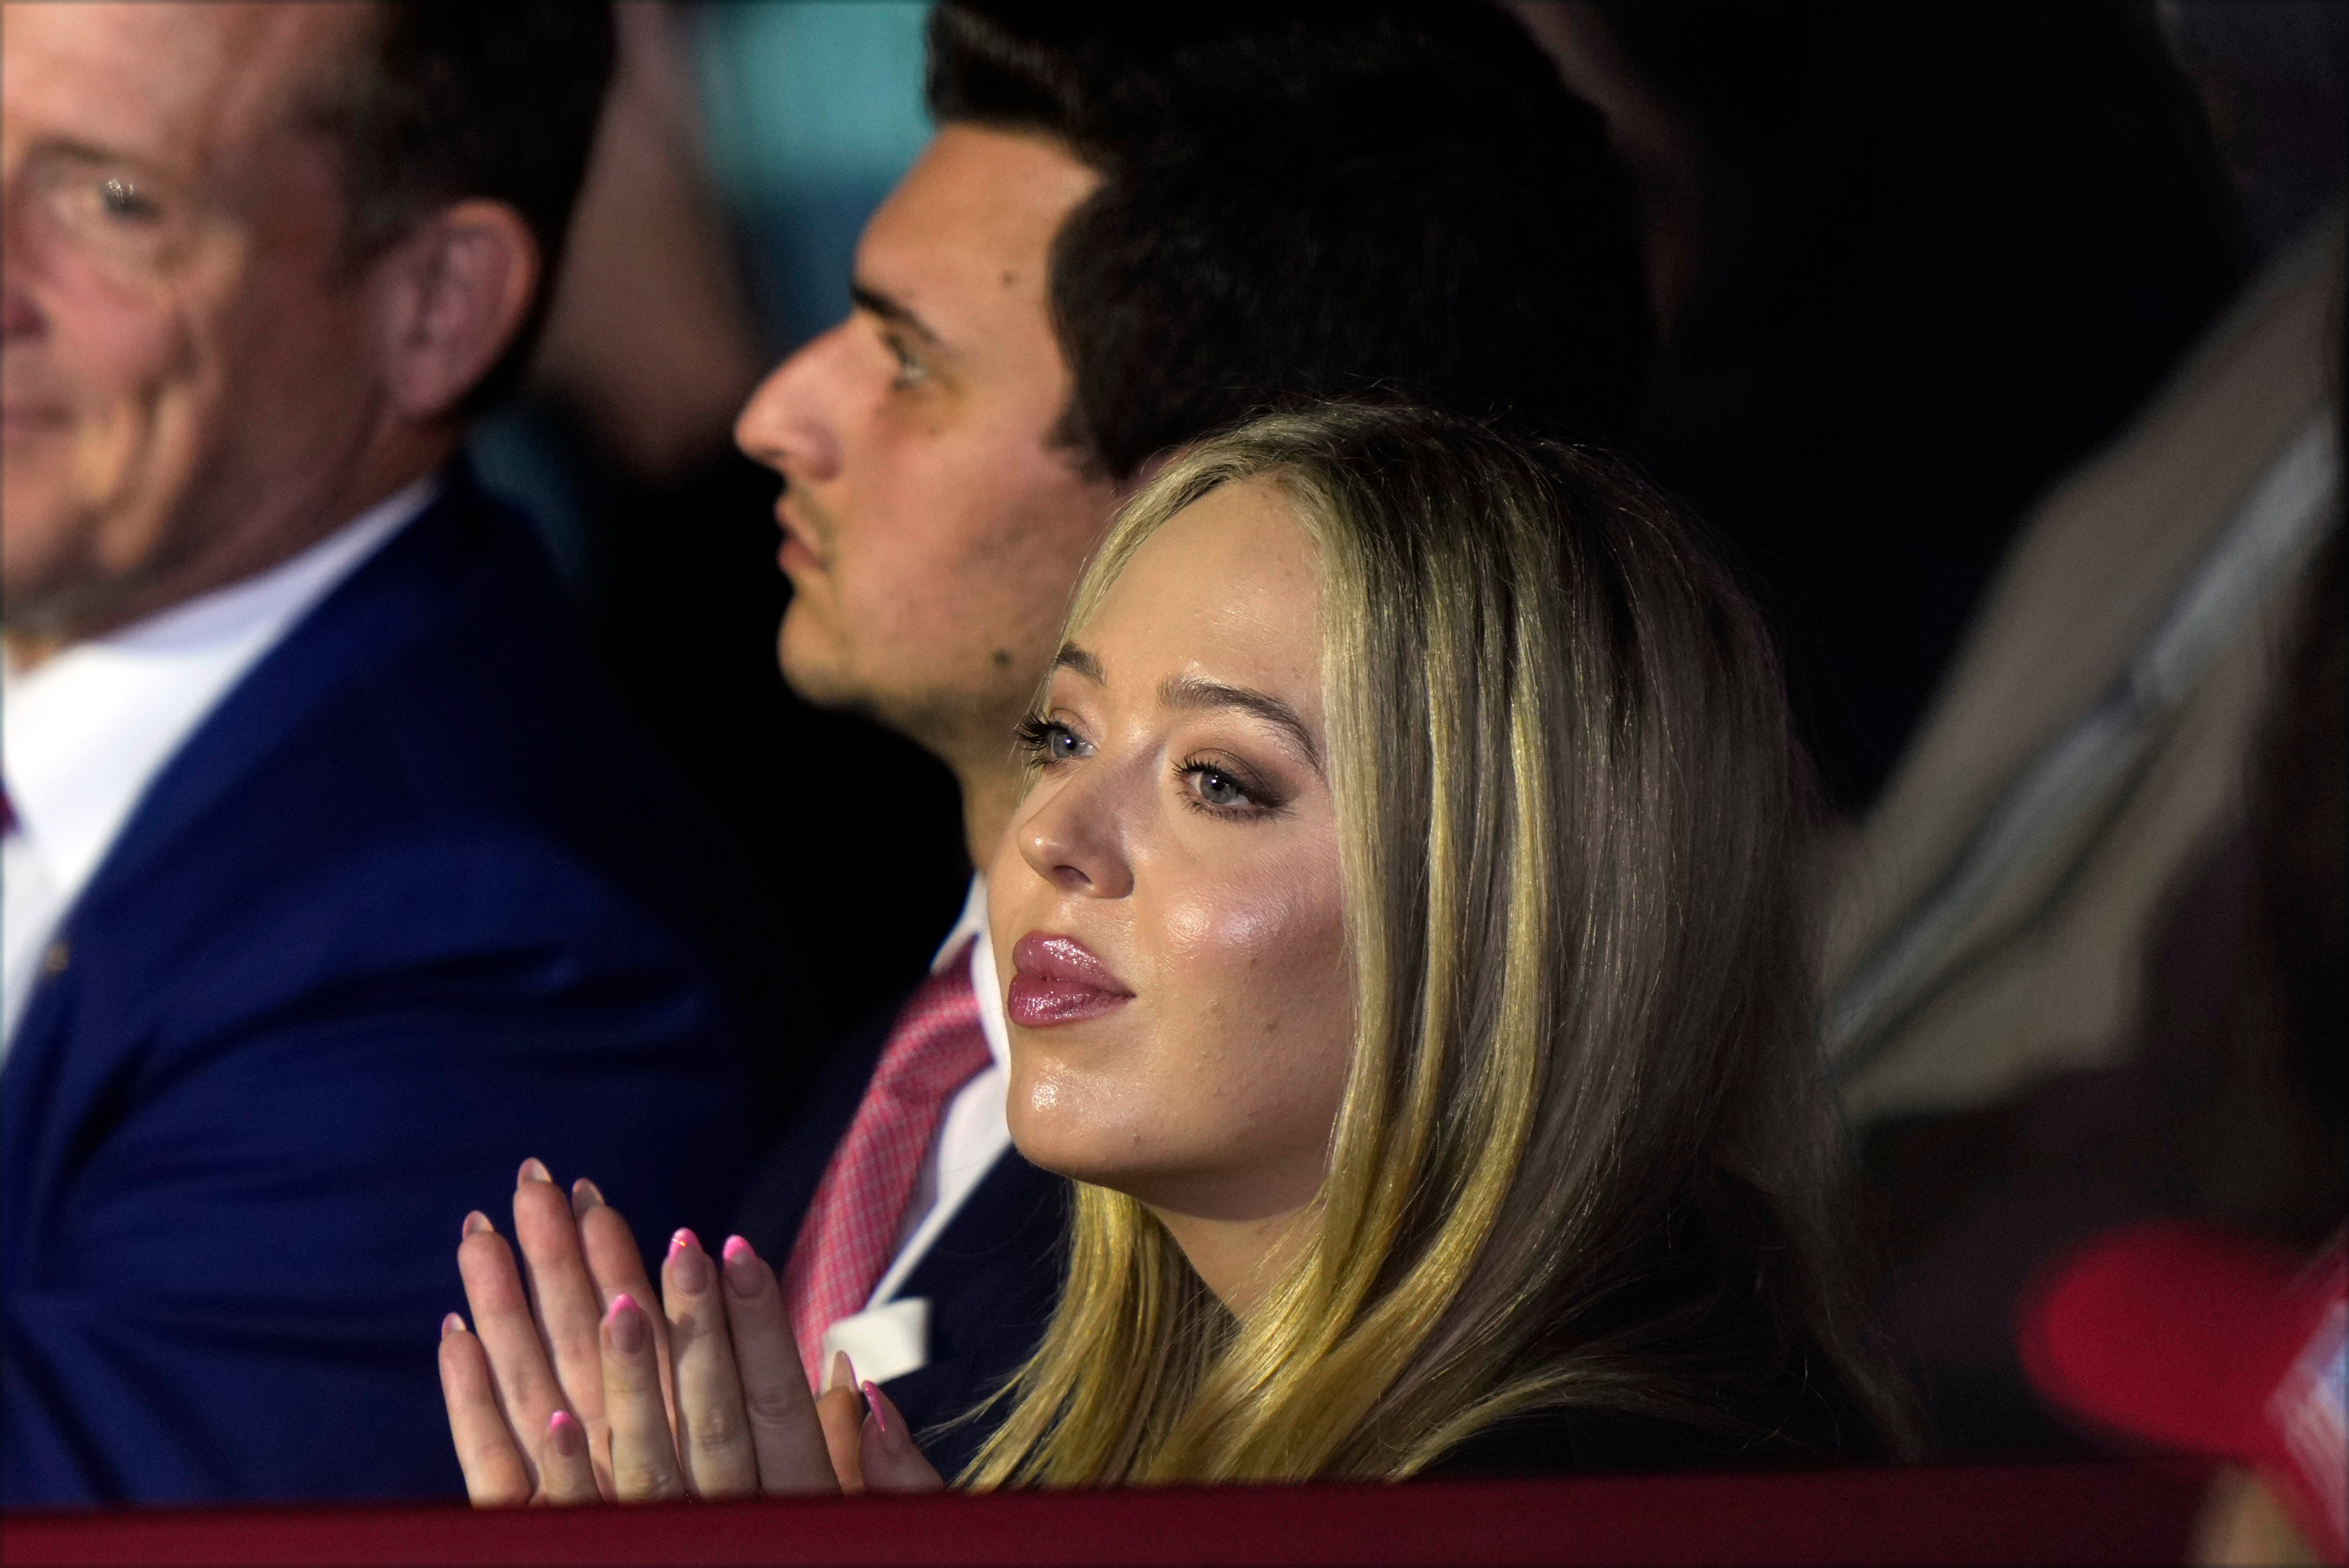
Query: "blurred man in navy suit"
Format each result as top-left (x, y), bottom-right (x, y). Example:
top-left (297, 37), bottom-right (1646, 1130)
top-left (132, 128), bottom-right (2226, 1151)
top-left (1, 2), bottom-right (774, 1505)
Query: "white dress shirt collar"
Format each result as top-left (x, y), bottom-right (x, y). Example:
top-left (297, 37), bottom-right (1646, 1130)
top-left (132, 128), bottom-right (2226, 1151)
top-left (933, 871), bottom-right (1009, 1076)
top-left (1, 478), bottom-right (436, 1047)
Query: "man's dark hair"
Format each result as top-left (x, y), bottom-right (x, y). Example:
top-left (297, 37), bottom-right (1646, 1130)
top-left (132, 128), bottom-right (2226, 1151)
top-left (306, 1), bottom-right (616, 411)
top-left (926, 2), bottom-right (1649, 482)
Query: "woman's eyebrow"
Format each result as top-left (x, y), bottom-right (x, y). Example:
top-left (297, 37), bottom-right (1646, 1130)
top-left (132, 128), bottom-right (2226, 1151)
top-left (1158, 675), bottom-right (1322, 774)
top-left (1052, 644), bottom-right (1106, 682)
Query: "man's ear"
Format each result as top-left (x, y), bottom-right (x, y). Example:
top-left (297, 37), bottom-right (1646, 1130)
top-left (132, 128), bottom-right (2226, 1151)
top-left (374, 199), bottom-right (540, 421)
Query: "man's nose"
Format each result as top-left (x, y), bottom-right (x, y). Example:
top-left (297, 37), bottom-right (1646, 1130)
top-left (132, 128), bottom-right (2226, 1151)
top-left (734, 326), bottom-right (849, 482)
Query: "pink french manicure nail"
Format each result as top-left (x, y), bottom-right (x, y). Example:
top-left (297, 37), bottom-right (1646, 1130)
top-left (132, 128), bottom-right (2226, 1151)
top-left (669, 1228), bottom-right (712, 1293)
top-left (606, 1292), bottom-right (647, 1354)
top-left (571, 1177), bottom-right (603, 1216)
top-left (548, 1409), bottom-right (584, 1456)
top-left (720, 1236), bottom-right (761, 1299)
top-left (862, 1381), bottom-right (888, 1434)
top-left (517, 1157), bottom-right (551, 1186)
top-left (461, 1210), bottom-right (493, 1240)
top-left (441, 1312), bottom-right (465, 1339)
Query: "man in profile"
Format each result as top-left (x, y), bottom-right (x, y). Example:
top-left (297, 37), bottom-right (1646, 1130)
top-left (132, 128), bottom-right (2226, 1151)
top-left (718, 0), bottom-right (1647, 1478)
top-left (2, 3), bottom-right (774, 1504)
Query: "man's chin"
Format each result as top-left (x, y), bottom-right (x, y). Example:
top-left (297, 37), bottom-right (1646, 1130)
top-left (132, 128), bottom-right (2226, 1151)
top-left (775, 614), bottom-right (873, 714)
top-left (774, 610), bottom-right (825, 682)
top-left (0, 488), bottom-right (90, 637)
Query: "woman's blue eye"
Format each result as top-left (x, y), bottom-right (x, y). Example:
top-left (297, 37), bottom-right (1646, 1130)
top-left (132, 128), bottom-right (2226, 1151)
top-left (1017, 716), bottom-right (1087, 765)
top-left (1176, 755), bottom-right (1284, 818)
top-left (1181, 758), bottom-right (1285, 815)
top-left (1192, 767), bottom-right (1247, 807)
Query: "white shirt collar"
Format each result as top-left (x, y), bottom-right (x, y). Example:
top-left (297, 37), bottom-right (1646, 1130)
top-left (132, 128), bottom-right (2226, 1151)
top-left (935, 872), bottom-right (1010, 1075)
top-left (2, 478), bottom-right (436, 903)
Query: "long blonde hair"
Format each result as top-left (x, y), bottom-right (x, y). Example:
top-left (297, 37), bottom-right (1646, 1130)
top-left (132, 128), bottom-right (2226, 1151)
top-left (969, 403), bottom-right (1898, 1487)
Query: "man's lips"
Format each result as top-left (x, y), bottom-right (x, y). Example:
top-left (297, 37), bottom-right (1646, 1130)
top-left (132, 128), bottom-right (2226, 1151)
top-left (1007, 932), bottom-right (1134, 1028)
top-left (773, 498), bottom-right (827, 574)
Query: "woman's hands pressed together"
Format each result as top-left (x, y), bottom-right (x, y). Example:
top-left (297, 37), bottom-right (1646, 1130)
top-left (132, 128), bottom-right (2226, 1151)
top-left (437, 1158), bottom-right (943, 1505)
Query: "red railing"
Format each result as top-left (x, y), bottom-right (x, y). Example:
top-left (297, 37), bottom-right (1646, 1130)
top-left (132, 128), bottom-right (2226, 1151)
top-left (1, 1459), bottom-right (2208, 1566)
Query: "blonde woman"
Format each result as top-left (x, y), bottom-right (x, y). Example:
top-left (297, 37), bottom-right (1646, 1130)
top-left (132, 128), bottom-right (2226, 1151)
top-left (439, 404), bottom-right (1904, 1501)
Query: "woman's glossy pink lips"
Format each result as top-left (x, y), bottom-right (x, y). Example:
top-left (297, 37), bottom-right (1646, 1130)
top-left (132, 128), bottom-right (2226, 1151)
top-left (1007, 932), bottom-right (1134, 1028)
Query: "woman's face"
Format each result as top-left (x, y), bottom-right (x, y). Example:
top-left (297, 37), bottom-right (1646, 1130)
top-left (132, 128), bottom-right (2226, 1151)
top-left (988, 478), bottom-right (1353, 1232)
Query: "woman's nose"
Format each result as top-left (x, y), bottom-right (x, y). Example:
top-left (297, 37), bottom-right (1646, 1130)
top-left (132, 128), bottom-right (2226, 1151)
top-left (733, 325), bottom-right (848, 482)
top-left (1016, 769), bottom-right (1136, 900)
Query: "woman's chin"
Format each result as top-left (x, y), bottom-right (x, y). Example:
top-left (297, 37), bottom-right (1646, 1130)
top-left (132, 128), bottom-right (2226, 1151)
top-left (1005, 1112), bottom-right (1110, 1187)
top-left (1005, 1094), bottom-right (1147, 1193)
top-left (1006, 1138), bottom-right (1140, 1196)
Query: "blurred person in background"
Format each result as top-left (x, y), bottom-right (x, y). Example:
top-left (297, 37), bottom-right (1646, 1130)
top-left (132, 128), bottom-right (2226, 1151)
top-left (1, 1), bottom-right (781, 1505)
top-left (1816, 66), bottom-right (2342, 1464)
top-left (464, 0), bottom-right (1651, 1484)
top-left (1524, 0), bottom-right (2342, 1461)
top-left (2018, 535), bottom-right (2344, 1565)
top-left (1845, 337), bottom-right (2342, 1464)
top-left (1519, 0), bottom-right (2253, 814)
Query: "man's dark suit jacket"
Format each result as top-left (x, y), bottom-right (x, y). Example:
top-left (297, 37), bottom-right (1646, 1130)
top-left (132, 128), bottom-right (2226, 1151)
top-left (1, 473), bottom-right (779, 1507)
top-left (734, 993), bottom-right (1066, 1481)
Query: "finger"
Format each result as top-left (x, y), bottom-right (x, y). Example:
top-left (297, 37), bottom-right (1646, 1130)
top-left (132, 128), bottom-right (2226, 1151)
top-left (536, 1410), bottom-right (602, 1506)
top-left (816, 1353), bottom-right (866, 1493)
top-left (660, 1229), bottom-right (759, 1500)
top-left (438, 1313), bottom-right (533, 1506)
top-left (510, 1162), bottom-right (609, 1443)
top-left (574, 1184), bottom-right (677, 1427)
top-left (716, 1235), bottom-right (836, 1495)
top-left (600, 1293), bottom-right (686, 1502)
top-left (455, 1211), bottom-right (562, 1492)
top-left (859, 1381), bottom-right (946, 1493)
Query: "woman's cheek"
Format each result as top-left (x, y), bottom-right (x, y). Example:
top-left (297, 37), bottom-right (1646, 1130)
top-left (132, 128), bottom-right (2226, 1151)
top-left (1169, 857), bottom-right (1346, 1017)
top-left (1156, 867), bottom-right (1317, 990)
top-left (1161, 861), bottom-right (1351, 1104)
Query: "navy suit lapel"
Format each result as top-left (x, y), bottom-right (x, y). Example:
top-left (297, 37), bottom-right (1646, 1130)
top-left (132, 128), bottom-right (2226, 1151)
top-left (879, 1147), bottom-right (1068, 1474)
top-left (53, 482), bottom-right (493, 935)
top-left (0, 477), bottom-right (504, 1275)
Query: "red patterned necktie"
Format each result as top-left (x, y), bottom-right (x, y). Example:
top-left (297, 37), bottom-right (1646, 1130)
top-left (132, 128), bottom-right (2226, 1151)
top-left (782, 939), bottom-right (991, 1385)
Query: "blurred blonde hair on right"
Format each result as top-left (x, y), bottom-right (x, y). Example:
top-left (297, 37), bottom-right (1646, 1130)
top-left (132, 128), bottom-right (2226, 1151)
top-left (968, 402), bottom-right (1909, 1487)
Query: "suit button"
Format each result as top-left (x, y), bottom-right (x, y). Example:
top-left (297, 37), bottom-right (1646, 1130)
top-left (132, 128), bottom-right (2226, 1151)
top-left (42, 940), bottom-right (68, 976)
